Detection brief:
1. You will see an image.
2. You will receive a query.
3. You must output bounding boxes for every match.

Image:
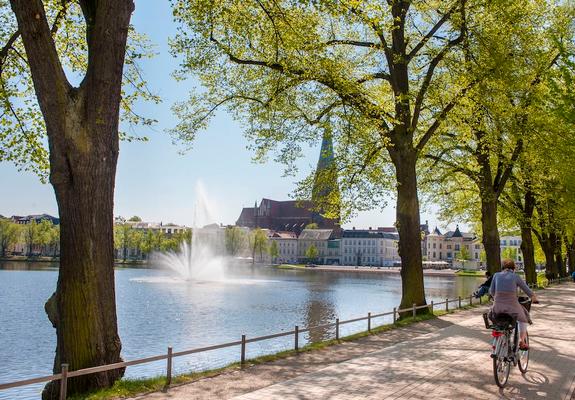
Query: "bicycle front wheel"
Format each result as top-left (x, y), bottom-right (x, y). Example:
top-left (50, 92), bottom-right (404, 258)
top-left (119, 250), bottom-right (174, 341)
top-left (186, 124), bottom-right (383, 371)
top-left (518, 332), bottom-right (529, 373)
top-left (493, 336), bottom-right (511, 388)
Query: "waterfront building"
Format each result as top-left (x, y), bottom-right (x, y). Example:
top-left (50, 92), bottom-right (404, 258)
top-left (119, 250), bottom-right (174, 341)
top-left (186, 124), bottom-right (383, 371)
top-left (425, 226), bottom-right (482, 268)
top-left (340, 228), bottom-right (400, 267)
top-left (500, 235), bottom-right (523, 265)
top-left (269, 231), bottom-right (298, 264)
top-left (10, 213), bottom-right (60, 225)
top-left (297, 228), bottom-right (341, 265)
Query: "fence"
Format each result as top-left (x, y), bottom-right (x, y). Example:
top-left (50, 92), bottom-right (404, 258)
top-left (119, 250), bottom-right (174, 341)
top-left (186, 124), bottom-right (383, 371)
top-left (0, 276), bottom-right (571, 399)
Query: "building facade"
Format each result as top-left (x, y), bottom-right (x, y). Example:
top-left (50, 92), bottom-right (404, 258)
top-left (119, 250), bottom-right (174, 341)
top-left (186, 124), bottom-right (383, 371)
top-left (340, 229), bottom-right (400, 267)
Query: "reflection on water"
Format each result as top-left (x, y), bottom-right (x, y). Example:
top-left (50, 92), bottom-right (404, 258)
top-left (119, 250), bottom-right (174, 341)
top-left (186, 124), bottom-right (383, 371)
top-left (0, 261), bottom-right (483, 400)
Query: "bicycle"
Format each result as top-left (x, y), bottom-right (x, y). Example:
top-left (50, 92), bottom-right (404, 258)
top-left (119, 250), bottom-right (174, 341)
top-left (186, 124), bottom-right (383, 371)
top-left (483, 297), bottom-right (534, 388)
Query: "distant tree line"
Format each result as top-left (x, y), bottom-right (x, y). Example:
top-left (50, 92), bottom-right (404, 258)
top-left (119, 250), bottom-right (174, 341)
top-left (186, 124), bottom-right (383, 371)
top-left (0, 218), bottom-right (59, 257)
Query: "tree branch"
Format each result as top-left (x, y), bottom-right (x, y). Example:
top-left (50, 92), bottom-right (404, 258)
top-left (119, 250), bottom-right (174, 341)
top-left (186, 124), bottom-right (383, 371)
top-left (411, 1), bottom-right (466, 133)
top-left (494, 138), bottom-right (523, 196)
top-left (415, 73), bottom-right (481, 153)
top-left (424, 153), bottom-right (479, 183)
top-left (407, 1), bottom-right (460, 61)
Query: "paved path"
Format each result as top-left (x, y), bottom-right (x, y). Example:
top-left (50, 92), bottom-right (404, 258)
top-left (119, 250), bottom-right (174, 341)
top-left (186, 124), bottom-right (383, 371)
top-left (135, 283), bottom-right (575, 400)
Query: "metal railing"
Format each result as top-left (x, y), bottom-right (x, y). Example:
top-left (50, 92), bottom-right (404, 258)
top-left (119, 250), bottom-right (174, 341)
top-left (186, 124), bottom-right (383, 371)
top-left (1, 276), bottom-right (571, 399)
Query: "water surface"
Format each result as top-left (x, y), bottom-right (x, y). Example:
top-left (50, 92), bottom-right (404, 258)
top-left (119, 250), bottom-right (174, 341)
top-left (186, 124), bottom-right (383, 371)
top-left (0, 261), bottom-right (482, 399)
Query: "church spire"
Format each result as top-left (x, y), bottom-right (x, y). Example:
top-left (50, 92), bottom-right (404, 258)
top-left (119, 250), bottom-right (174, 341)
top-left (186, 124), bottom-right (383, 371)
top-left (312, 127), bottom-right (340, 223)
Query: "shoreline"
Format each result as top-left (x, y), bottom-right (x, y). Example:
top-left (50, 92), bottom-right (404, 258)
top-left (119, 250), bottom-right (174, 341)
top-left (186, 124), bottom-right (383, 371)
top-left (275, 264), bottom-right (466, 276)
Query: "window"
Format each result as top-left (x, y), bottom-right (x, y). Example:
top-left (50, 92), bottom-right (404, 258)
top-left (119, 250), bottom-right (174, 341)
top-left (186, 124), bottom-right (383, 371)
top-left (433, 243), bottom-right (436, 249)
top-left (501, 240), bottom-right (507, 246)
top-left (475, 253), bottom-right (478, 259)
top-left (439, 243), bottom-right (442, 249)
top-left (447, 245), bottom-right (452, 249)
top-left (475, 244), bottom-right (480, 249)
top-left (447, 252), bottom-right (452, 259)
top-left (455, 244), bottom-right (460, 251)
top-left (433, 252), bottom-right (436, 258)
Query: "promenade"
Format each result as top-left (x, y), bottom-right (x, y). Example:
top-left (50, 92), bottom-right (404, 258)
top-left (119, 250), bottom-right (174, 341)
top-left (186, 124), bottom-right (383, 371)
top-left (135, 283), bottom-right (575, 400)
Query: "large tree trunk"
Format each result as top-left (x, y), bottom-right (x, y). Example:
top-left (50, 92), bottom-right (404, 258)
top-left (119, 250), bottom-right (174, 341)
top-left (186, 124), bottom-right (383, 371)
top-left (519, 191), bottom-right (536, 285)
top-left (390, 146), bottom-right (427, 314)
top-left (44, 146), bottom-right (123, 398)
top-left (554, 235), bottom-right (566, 277)
top-left (538, 233), bottom-right (558, 279)
top-left (481, 197), bottom-right (501, 274)
top-left (9, 0), bottom-right (134, 397)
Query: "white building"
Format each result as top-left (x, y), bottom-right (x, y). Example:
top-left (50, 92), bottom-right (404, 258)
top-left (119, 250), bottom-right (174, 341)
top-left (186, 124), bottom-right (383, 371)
top-left (500, 235), bottom-right (523, 265)
top-left (340, 229), bottom-right (400, 267)
top-left (269, 231), bottom-right (298, 264)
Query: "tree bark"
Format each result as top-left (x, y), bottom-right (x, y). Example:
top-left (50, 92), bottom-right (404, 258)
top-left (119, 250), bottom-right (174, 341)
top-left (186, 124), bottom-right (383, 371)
top-left (481, 197), bottom-right (501, 274)
top-left (537, 233), bottom-right (558, 279)
top-left (566, 236), bottom-right (575, 275)
top-left (517, 190), bottom-right (536, 284)
top-left (390, 145), bottom-right (427, 314)
top-left (8, 0), bottom-right (134, 397)
top-left (554, 235), bottom-right (566, 277)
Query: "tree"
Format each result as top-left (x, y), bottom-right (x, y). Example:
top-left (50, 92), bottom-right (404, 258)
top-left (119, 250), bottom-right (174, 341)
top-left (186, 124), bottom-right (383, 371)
top-left (304, 223), bottom-right (319, 230)
top-left (24, 220), bottom-right (40, 256)
top-left (225, 226), bottom-right (246, 256)
top-left (3, 1), bottom-right (138, 396)
top-left (305, 244), bottom-right (319, 263)
top-left (0, 219), bottom-right (19, 257)
top-left (172, 0), bottom-right (480, 313)
top-left (422, 1), bottom-right (569, 274)
top-left (501, 247), bottom-right (517, 261)
top-left (128, 216), bottom-right (142, 222)
top-left (269, 240), bottom-right (279, 264)
top-left (249, 228), bottom-right (268, 264)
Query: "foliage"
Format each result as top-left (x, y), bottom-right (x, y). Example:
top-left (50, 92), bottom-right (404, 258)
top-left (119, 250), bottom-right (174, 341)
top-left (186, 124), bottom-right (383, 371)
top-left (0, 1), bottom-right (159, 180)
top-left (0, 218), bottom-right (20, 256)
top-left (225, 226), bottom-right (246, 256)
top-left (305, 244), bottom-right (319, 261)
top-left (501, 247), bottom-right (518, 261)
top-left (249, 228), bottom-right (268, 262)
top-left (170, 0), bottom-right (480, 221)
top-left (269, 240), bottom-right (279, 262)
top-left (304, 223), bottom-right (319, 230)
top-left (457, 245), bottom-right (471, 261)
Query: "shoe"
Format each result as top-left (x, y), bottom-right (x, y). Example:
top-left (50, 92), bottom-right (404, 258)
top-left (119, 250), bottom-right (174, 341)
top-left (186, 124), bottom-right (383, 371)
top-left (519, 343), bottom-right (529, 351)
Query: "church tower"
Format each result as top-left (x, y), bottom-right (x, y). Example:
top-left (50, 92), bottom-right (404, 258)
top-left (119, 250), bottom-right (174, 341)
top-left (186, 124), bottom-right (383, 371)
top-left (311, 127), bottom-right (340, 224)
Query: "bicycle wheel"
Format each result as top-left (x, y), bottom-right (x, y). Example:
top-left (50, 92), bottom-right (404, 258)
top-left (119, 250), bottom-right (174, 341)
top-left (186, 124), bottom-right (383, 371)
top-left (493, 336), bottom-right (511, 388)
top-left (518, 332), bottom-right (529, 373)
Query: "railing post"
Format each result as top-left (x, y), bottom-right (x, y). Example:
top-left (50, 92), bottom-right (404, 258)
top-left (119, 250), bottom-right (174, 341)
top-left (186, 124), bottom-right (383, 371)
top-left (458, 296), bottom-right (462, 309)
top-left (241, 335), bottom-right (246, 367)
top-left (446, 298), bottom-right (449, 312)
top-left (368, 312), bottom-right (371, 332)
top-left (294, 325), bottom-right (299, 351)
top-left (336, 318), bottom-right (340, 340)
top-left (59, 364), bottom-right (68, 400)
top-left (393, 307), bottom-right (397, 324)
top-left (430, 300), bottom-right (434, 315)
top-left (412, 303), bottom-right (416, 318)
top-left (166, 346), bottom-right (173, 387)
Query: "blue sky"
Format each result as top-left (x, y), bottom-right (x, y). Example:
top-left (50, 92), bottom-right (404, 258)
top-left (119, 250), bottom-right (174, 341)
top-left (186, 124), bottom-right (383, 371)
top-left (0, 2), bottom-right (446, 231)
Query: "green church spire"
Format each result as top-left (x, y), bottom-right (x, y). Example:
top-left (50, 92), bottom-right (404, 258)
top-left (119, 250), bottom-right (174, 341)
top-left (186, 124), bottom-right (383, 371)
top-left (312, 127), bottom-right (340, 222)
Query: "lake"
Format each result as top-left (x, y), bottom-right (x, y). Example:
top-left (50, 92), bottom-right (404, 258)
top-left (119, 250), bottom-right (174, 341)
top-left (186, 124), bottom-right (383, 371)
top-left (0, 261), bottom-right (483, 399)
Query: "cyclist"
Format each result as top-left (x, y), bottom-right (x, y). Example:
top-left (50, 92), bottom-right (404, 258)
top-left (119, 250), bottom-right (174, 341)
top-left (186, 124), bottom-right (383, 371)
top-left (489, 259), bottom-right (538, 349)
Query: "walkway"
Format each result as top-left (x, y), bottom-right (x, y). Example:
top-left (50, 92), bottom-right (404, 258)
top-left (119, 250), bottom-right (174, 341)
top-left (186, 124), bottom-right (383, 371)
top-left (135, 283), bottom-right (575, 400)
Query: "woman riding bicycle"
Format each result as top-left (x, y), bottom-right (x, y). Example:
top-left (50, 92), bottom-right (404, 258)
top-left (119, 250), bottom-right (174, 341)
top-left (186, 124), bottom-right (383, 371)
top-left (489, 259), bottom-right (538, 349)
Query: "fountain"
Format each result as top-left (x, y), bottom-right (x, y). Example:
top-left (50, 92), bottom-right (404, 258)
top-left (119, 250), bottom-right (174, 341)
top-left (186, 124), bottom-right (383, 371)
top-left (153, 181), bottom-right (228, 281)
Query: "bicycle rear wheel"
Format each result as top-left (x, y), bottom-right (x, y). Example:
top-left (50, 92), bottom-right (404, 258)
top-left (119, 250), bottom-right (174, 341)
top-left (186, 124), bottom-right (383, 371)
top-left (493, 336), bottom-right (511, 388)
top-left (518, 332), bottom-right (529, 373)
